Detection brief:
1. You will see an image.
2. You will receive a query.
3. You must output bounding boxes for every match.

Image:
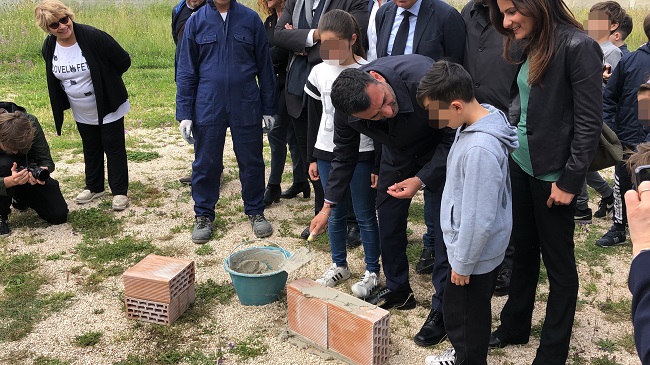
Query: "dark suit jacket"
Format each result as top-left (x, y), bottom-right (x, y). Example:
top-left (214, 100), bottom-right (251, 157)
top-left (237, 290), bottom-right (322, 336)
top-left (275, 0), bottom-right (369, 117)
top-left (629, 251), bottom-right (650, 364)
top-left (324, 55), bottom-right (455, 208)
top-left (375, 0), bottom-right (465, 63)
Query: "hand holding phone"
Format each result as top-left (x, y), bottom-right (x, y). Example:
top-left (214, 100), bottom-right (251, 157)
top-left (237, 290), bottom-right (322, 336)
top-left (633, 164), bottom-right (650, 191)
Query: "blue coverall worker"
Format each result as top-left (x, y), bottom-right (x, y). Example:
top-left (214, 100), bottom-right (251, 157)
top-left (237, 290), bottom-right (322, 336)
top-left (175, 0), bottom-right (277, 221)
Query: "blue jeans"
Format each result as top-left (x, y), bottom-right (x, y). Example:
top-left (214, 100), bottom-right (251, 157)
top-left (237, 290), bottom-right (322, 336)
top-left (422, 188), bottom-right (437, 251)
top-left (317, 159), bottom-right (380, 273)
top-left (267, 113), bottom-right (306, 185)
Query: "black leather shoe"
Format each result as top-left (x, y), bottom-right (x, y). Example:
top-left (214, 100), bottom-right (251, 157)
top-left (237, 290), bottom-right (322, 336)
top-left (346, 223), bottom-right (362, 248)
top-left (488, 333), bottom-right (528, 349)
top-left (415, 248), bottom-right (435, 274)
top-left (413, 309), bottom-right (447, 346)
top-left (300, 226), bottom-right (310, 239)
top-left (179, 175), bottom-right (191, 185)
top-left (365, 287), bottom-right (416, 310)
top-left (263, 184), bottom-right (282, 207)
top-left (280, 181), bottom-right (311, 199)
top-left (493, 267), bottom-right (511, 297)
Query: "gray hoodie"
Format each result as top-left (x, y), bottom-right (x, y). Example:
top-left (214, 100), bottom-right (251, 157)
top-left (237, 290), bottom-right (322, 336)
top-left (440, 104), bottom-right (519, 276)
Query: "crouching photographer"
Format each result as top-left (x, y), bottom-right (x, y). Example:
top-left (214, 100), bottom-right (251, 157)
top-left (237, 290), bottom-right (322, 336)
top-left (0, 102), bottom-right (68, 236)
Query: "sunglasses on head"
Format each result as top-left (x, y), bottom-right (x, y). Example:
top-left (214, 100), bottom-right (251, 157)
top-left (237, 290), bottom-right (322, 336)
top-left (48, 16), bottom-right (70, 29)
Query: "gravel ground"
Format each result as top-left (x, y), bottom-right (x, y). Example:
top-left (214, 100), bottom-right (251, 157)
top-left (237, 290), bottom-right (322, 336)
top-left (0, 127), bottom-right (641, 365)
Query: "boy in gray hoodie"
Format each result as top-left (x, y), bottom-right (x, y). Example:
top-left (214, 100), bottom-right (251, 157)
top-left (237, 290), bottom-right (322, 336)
top-left (417, 61), bottom-right (519, 365)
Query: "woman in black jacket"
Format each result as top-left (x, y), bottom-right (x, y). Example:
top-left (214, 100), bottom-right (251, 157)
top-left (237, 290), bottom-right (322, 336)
top-left (35, 0), bottom-right (131, 211)
top-left (486, 0), bottom-right (603, 364)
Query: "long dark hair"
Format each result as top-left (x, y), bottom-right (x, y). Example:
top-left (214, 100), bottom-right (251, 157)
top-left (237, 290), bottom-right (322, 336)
top-left (488, 0), bottom-right (582, 85)
top-left (317, 9), bottom-right (366, 60)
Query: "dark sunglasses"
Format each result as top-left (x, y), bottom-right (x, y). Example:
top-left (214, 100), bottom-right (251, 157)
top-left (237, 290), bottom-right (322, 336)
top-left (48, 16), bottom-right (70, 29)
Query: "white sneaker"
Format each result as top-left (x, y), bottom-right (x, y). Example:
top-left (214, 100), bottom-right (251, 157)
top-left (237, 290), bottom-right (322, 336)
top-left (351, 270), bottom-right (379, 298)
top-left (76, 190), bottom-right (105, 204)
top-left (315, 263), bottom-right (351, 287)
top-left (112, 195), bottom-right (129, 211)
top-left (425, 348), bottom-right (456, 365)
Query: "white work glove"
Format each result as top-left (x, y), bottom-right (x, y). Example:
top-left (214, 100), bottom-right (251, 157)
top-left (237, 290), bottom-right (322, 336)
top-left (263, 115), bottom-right (275, 133)
top-left (179, 119), bottom-right (195, 144)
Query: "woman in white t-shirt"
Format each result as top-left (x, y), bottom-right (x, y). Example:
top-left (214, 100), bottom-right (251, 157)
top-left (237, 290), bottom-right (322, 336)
top-left (35, 0), bottom-right (131, 211)
top-left (304, 9), bottom-right (380, 298)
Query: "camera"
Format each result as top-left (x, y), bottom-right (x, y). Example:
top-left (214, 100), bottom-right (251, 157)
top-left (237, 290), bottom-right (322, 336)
top-left (634, 164), bottom-right (650, 191)
top-left (17, 163), bottom-right (50, 182)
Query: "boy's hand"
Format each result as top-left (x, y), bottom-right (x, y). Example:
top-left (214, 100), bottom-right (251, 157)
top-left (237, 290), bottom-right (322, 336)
top-left (546, 182), bottom-right (575, 208)
top-left (370, 173), bottom-right (378, 189)
top-left (451, 269), bottom-right (470, 286)
top-left (387, 177), bottom-right (420, 199)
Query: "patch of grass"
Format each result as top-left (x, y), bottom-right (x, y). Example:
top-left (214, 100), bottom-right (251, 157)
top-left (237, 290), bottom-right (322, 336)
top-left (68, 208), bottom-right (123, 239)
top-left (45, 252), bottom-right (66, 261)
top-left (229, 335), bottom-right (268, 360)
top-left (596, 338), bottom-right (617, 353)
top-left (34, 357), bottom-right (71, 365)
top-left (407, 201), bottom-right (425, 224)
top-left (530, 320), bottom-right (543, 339)
top-left (195, 279), bottom-right (235, 305)
top-left (73, 331), bottom-right (103, 347)
top-left (127, 151), bottom-right (160, 163)
top-left (616, 332), bottom-right (636, 354)
top-left (76, 236), bottom-right (155, 267)
top-left (591, 355), bottom-right (622, 365)
top-left (128, 181), bottom-right (164, 208)
top-left (195, 244), bottom-right (214, 256)
top-left (583, 282), bottom-right (597, 296)
top-left (0, 253), bottom-right (73, 342)
top-left (598, 298), bottom-right (632, 322)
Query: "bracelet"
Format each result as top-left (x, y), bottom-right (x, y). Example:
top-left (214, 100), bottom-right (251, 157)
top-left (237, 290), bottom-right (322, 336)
top-left (318, 211), bottom-right (330, 218)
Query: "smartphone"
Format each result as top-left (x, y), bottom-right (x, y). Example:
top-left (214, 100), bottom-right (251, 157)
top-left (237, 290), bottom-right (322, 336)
top-left (634, 164), bottom-right (650, 190)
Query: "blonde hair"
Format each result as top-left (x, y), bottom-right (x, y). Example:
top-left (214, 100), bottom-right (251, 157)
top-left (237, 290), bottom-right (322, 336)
top-left (257, 0), bottom-right (285, 17)
top-left (34, 0), bottom-right (75, 33)
top-left (0, 112), bottom-right (35, 154)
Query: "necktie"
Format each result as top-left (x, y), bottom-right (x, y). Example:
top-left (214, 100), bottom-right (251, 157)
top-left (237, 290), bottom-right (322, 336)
top-left (391, 10), bottom-right (412, 56)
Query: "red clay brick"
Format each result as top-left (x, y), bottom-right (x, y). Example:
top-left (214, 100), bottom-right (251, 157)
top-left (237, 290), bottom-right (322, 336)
top-left (287, 279), bottom-right (328, 348)
top-left (286, 278), bottom-right (390, 365)
top-left (125, 284), bottom-right (196, 326)
top-left (122, 254), bottom-right (195, 303)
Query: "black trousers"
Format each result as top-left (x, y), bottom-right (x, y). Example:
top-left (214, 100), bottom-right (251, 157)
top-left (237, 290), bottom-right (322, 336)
top-left (0, 155), bottom-right (68, 224)
top-left (76, 118), bottom-right (128, 196)
top-left (377, 191), bottom-right (448, 300)
top-left (494, 159), bottom-right (578, 365)
top-left (291, 109), bottom-right (324, 214)
top-left (443, 265), bottom-right (500, 365)
top-left (613, 157), bottom-right (633, 228)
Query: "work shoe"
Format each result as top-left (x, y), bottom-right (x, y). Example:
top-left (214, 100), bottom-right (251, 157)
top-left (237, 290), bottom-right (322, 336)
top-left (11, 197), bottom-right (29, 212)
top-left (416, 248), bottom-right (435, 274)
top-left (351, 270), bottom-right (379, 298)
top-left (192, 216), bottom-right (212, 244)
top-left (346, 223), bottom-right (362, 248)
top-left (414, 309), bottom-right (447, 347)
top-left (574, 207), bottom-right (592, 224)
top-left (0, 217), bottom-right (10, 237)
top-left (112, 195), bottom-right (129, 211)
top-left (280, 181), bottom-right (310, 199)
top-left (249, 213), bottom-right (273, 238)
top-left (263, 184), bottom-right (282, 207)
top-left (315, 263), bottom-right (351, 287)
top-left (595, 227), bottom-right (626, 248)
top-left (425, 348), bottom-right (456, 365)
top-left (366, 286), bottom-right (416, 310)
top-left (76, 189), bottom-right (105, 204)
top-left (493, 267), bottom-right (512, 297)
top-left (594, 194), bottom-right (614, 218)
top-left (179, 175), bottom-right (191, 185)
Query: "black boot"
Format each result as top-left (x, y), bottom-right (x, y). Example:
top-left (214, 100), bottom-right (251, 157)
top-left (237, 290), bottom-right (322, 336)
top-left (264, 184), bottom-right (282, 207)
top-left (280, 181), bottom-right (311, 199)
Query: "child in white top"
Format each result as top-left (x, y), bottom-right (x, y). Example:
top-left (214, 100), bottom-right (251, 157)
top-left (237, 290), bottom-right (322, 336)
top-left (304, 9), bottom-right (380, 298)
